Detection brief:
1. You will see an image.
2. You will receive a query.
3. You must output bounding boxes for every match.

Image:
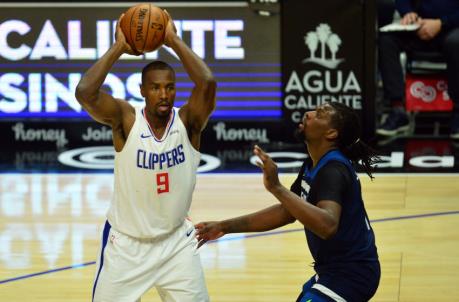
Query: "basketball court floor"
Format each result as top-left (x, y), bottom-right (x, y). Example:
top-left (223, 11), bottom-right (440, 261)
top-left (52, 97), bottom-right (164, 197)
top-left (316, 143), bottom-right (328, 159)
top-left (1, 171), bottom-right (458, 301)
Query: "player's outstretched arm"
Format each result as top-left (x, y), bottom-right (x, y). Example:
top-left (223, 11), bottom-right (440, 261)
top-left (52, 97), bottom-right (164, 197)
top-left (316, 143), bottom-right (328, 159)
top-left (163, 10), bottom-right (217, 149)
top-left (75, 14), bottom-right (137, 127)
top-left (254, 145), bottom-right (342, 240)
top-left (195, 204), bottom-right (295, 247)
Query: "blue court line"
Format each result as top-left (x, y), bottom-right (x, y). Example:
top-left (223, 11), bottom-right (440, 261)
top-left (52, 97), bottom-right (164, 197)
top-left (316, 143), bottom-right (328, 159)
top-left (0, 261), bottom-right (95, 284)
top-left (206, 210), bottom-right (459, 243)
top-left (1, 210), bottom-right (458, 285)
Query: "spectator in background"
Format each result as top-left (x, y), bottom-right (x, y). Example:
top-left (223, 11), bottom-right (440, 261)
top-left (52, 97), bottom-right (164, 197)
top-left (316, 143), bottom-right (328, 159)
top-left (377, 0), bottom-right (396, 27)
top-left (377, 0), bottom-right (459, 139)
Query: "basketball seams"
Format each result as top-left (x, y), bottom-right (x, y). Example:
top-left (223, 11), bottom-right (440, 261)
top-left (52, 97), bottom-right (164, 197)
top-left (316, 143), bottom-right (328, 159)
top-left (129, 6), bottom-right (137, 53)
top-left (160, 10), bottom-right (168, 48)
top-left (121, 4), bottom-right (166, 54)
top-left (149, 11), bottom-right (159, 50)
top-left (140, 3), bottom-right (151, 53)
top-left (146, 7), bottom-right (164, 52)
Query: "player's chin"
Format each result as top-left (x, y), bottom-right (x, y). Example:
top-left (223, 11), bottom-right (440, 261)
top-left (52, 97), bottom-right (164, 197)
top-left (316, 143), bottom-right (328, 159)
top-left (156, 106), bottom-right (172, 117)
top-left (294, 128), bottom-right (305, 142)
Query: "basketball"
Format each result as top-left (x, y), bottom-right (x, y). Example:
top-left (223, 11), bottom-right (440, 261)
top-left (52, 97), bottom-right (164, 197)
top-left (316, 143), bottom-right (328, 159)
top-left (120, 4), bottom-right (168, 54)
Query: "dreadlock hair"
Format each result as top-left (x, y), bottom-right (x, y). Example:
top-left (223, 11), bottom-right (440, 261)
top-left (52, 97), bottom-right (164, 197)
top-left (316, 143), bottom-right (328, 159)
top-left (328, 102), bottom-right (380, 180)
top-left (141, 61), bottom-right (175, 84)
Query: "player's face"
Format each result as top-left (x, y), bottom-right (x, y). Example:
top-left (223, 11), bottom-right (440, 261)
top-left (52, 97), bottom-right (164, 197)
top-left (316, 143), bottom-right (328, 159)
top-left (141, 69), bottom-right (176, 117)
top-left (299, 104), bottom-right (335, 142)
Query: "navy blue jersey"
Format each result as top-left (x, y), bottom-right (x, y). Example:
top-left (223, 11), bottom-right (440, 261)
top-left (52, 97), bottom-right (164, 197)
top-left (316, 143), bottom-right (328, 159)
top-left (291, 150), bottom-right (380, 301)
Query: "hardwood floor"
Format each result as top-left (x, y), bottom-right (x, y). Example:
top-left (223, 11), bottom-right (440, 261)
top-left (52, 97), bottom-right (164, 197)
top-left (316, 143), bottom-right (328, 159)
top-left (1, 174), bottom-right (458, 301)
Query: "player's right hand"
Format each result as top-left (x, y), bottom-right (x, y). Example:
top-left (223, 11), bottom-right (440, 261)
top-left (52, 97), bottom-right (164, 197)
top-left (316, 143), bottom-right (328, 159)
top-left (195, 221), bottom-right (226, 248)
top-left (115, 14), bottom-right (138, 55)
top-left (163, 9), bottom-right (178, 47)
top-left (253, 145), bottom-right (281, 193)
top-left (400, 12), bottom-right (419, 25)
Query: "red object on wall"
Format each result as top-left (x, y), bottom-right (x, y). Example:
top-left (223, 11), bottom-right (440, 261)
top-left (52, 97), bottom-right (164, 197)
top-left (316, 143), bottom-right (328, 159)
top-left (405, 74), bottom-right (452, 111)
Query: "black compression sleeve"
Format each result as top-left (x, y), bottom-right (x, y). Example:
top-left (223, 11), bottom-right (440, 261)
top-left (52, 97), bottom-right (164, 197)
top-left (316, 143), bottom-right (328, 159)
top-left (313, 161), bottom-right (352, 205)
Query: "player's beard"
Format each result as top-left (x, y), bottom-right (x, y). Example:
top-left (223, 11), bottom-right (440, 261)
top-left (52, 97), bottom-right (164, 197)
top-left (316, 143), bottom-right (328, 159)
top-left (294, 127), bottom-right (305, 143)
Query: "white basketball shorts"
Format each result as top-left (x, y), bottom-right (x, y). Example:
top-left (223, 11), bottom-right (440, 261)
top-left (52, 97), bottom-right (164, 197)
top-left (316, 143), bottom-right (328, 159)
top-left (92, 219), bottom-right (209, 302)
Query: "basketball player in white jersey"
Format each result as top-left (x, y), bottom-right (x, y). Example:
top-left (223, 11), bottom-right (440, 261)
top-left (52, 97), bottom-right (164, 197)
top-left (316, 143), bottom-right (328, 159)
top-left (75, 11), bottom-right (216, 302)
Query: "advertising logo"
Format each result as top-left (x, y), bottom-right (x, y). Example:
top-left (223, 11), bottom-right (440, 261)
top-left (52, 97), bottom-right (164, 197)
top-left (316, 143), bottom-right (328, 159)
top-left (213, 122), bottom-right (269, 143)
top-left (302, 24), bottom-right (344, 69)
top-left (405, 76), bottom-right (452, 111)
top-left (11, 122), bottom-right (68, 147)
top-left (284, 23), bottom-right (362, 123)
top-left (81, 126), bottom-right (112, 142)
top-left (410, 81), bottom-right (437, 103)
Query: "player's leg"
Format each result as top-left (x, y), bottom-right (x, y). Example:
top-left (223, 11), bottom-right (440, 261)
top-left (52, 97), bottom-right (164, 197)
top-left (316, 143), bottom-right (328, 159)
top-left (155, 221), bottom-right (209, 302)
top-left (297, 291), bottom-right (337, 302)
top-left (296, 276), bottom-right (336, 302)
top-left (92, 223), bottom-right (155, 302)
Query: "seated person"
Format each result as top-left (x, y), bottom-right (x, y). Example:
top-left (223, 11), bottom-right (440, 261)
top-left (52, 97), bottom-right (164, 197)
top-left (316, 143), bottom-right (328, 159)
top-left (377, 0), bottom-right (459, 139)
top-left (377, 0), bottom-right (396, 27)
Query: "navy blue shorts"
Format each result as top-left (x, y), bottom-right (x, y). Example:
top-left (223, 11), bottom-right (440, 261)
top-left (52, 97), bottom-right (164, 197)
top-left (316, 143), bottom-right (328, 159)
top-left (296, 276), bottom-right (336, 302)
top-left (296, 262), bottom-right (380, 301)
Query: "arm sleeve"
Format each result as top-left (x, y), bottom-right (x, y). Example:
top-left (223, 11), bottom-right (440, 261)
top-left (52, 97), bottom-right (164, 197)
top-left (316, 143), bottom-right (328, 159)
top-left (313, 161), bottom-right (352, 205)
top-left (395, 0), bottom-right (415, 17)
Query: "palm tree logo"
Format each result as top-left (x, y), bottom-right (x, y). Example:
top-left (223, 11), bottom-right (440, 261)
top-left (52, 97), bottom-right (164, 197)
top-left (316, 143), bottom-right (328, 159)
top-left (302, 23), bottom-right (344, 69)
top-left (305, 32), bottom-right (319, 59)
top-left (327, 34), bottom-right (342, 60)
top-left (317, 23), bottom-right (331, 60)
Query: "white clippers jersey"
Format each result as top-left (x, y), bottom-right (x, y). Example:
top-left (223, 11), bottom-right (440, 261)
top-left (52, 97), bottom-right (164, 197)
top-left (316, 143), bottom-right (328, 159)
top-left (107, 106), bottom-right (201, 238)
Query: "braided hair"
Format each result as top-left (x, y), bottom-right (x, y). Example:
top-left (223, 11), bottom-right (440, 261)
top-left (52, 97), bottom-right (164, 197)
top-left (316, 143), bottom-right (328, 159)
top-left (328, 102), bottom-right (379, 179)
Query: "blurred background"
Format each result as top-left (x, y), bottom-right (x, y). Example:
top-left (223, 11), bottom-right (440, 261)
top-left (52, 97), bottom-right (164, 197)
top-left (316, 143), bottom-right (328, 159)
top-left (1, 0), bottom-right (457, 173)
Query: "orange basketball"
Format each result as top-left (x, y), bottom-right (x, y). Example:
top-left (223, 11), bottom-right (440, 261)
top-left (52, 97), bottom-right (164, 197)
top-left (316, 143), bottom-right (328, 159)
top-left (120, 4), bottom-right (168, 54)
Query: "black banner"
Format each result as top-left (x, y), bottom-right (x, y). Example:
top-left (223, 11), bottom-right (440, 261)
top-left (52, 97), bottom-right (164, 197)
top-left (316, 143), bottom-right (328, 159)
top-left (0, 2), bottom-right (280, 121)
top-left (1, 119), bottom-right (458, 173)
top-left (1, 117), bottom-right (291, 148)
top-left (0, 119), bottom-right (304, 172)
top-left (281, 0), bottom-right (376, 139)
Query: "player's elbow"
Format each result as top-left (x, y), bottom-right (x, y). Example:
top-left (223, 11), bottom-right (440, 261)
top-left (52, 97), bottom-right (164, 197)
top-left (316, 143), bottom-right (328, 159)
top-left (318, 222), bottom-right (338, 240)
top-left (286, 213), bottom-right (296, 224)
top-left (75, 82), bottom-right (96, 105)
top-left (202, 77), bottom-right (217, 111)
top-left (197, 75), bottom-right (216, 90)
top-left (75, 82), bottom-right (88, 103)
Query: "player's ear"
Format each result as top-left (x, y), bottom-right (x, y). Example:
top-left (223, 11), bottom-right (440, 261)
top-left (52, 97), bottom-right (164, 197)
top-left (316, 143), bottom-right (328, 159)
top-left (326, 128), bottom-right (338, 140)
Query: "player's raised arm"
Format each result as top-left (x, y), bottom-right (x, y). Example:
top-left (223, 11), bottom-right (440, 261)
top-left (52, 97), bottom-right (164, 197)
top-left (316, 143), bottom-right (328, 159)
top-left (75, 14), bottom-right (137, 127)
top-left (163, 10), bottom-right (217, 149)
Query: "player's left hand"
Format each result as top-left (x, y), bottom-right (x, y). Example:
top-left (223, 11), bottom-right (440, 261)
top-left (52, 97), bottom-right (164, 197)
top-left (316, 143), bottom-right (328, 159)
top-left (253, 145), bottom-right (281, 193)
top-left (195, 221), bottom-right (225, 248)
top-left (417, 19), bottom-right (442, 40)
top-left (163, 9), bottom-right (177, 47)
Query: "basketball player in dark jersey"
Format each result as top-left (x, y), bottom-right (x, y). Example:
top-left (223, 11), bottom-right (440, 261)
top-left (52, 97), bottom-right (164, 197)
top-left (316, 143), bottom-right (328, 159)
top-left (196, 102), bottom-right (380, 301)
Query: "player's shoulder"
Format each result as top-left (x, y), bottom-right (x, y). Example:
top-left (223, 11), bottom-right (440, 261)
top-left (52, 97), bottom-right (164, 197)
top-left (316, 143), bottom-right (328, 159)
top-left (318, 160), bottom-right (352, 181)
top-left (115, 99), bottom-right (136, 130)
